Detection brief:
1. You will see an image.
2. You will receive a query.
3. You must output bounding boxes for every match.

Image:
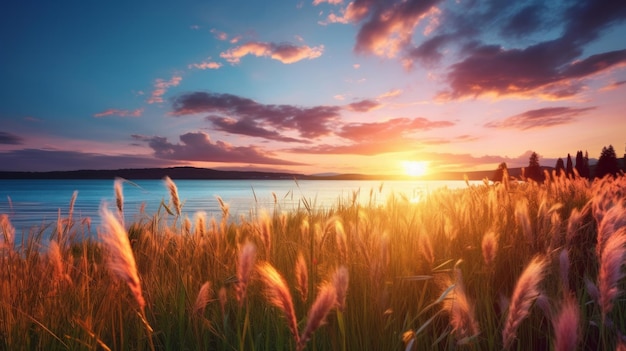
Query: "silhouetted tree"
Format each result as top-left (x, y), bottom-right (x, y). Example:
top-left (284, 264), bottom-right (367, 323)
top-left (555, 158), bottom-right (565, 177)
top-left (525, 152), bottom-right (543, 182)
top-left (595, 145), bottom-right (619, 179)
top-left (566, 153), bottom-right (574, 177)
top-left (575, 150), bottom-right (590, 178)
top-left (492, 162), bottom-right (508, 182)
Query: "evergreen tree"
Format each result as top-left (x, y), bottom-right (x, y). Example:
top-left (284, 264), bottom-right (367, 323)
top-left (566, 153), bottom-right (574, 177)
top-left (555, 158), bottom-right (565, 177)
top-left (574, 150), bottom-right (590, 178)
top-left (525, 152), bottom-right (543, 182)
top-left (595, 145), bottom-right (619, 178)
top-left (492, 162), bottom-right (508, 182)
top-left (583, 150), bottom-right (590, 178)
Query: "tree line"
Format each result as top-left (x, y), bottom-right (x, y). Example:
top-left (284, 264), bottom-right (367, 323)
top-left (493, 144), bottom-right (625, 182)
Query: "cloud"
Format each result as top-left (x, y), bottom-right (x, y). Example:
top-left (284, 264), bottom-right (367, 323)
top-left (208, 116), bottom-right (305, 143)
top-left (349, 0), bottom-right (442, 58)
top-left (313, 0), bottom-right (343, 5)
top-left (600, 80), bottom-right (626, 91)
top-left (485, 106), bottom-right (596, 130)
top-left (171, 92), bottom-right (341, 139)
top-left (93, 108), bottom-right (144, 118)
top-left (0, 149), bottom-right (174, 172)
top-left (286, 117), bottom-right (455, 155)
top-left (220, 41), bottom-right (324, 64)
top-left (442, 44), bottom-right (626, 99)
top-left (338, 117), bottom-right (454, 141)
top-left (378, 89), bottom-right (402, 99)
top-left (134, 132), bottom-right (304, 165)
top-left (188, 60), bottom-right (222, 70)
top-left (147, 75), bottom-right (182, 104)
top-left (210, 29), bottom-right (229, 41)
top-left (0, 131), bottom-right (23, 145)
top-left (346, 99), bottom-right (380, 112)
top-left (287, 139), bottom-right (419, 155)
top-left (434, 1), bottom-right (626, 99)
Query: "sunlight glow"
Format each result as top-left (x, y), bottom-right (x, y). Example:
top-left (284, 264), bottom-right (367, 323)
top-left (403, 161), bottom-right (429, 177)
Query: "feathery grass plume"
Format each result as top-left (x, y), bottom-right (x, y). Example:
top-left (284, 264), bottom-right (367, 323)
top-left (481, 230), bottom-right (498, 268)
top-left (300, 217), bottom-right (309, 241)
top-left (163, 176), bottom-right (181, 216)
top-left (215, 196), bottom-right (229, 218)
top-left (48, 240), bottom-right (71, 285)
top-left (598, 227), bottom-right (626, 321)
top-left (515, 199), bottom-right (533, 243)
top-left (218, 287), bottom-right (227, 316)
top-left (443, 268), bottom-right (480, 343)
top-left (502, 256), bottom-right (546, 350)
top-left (182, 215), bottom-right (191, 234)
top-left (552, 295), bottom-right (579, 351)
top-left (193, 281), bottom-right (212, 316)
top-left (258, 210), bottom-right (272, 256)
top-left (596, 202), bottom-right (626, 260)
top-left (402, 330), bottom-right (416, 351)
top-left (559, 249), bottom-right (570, 293)
top-left (257, 262), bottom-right (300, 345)
top-left (114, 177), bottom-right (124, 218)
top-left (295, 252), bottom-right (308, 302)
top-left (235, 241), bottom-right (257, 306)
top-left (335, 219), bottom-right (347, 263)
top-left (419, 232), bottom-right (434, 266)
top-left (0, 214), bottom-right (14, 249)
top-left (332, 265), bottom-right (349, 311)
top-left (297, 282), bottom-right (337, 351)
top-left (68, 190), bottom-right (78, 224)
top-left (99, 204), bottom-right (146, 311)
top-left (194, 211), bottom-right (206, 237)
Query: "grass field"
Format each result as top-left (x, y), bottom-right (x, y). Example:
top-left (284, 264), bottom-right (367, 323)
top-left (1, 172), bottom-right (626, 350)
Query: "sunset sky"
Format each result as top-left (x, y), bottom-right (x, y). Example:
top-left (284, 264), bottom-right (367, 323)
top-left (1, 0), bottom-right (625, 175)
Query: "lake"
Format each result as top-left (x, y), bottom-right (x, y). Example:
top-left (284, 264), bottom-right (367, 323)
top-left (0, 179), bottom-right (480, 234)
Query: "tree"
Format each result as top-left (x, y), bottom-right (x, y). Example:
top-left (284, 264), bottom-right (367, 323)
top-left (525, 152), bottom-right (543, 182)
top-left (492, 162), bottom-right (508, 182)
top-left (575, 150), bottom-right (590, 178)
top-left (595, 145), bottom-right (619, 179)
top-left (554, 158), bottom-right (565, 177)
top-left (566, 153), bottom-right (574, 177)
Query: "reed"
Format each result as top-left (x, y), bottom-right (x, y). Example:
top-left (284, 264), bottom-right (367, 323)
top-left (1, 173), bottom-right (625, 350)
top-left (502, 256), bottom-right (546, 349)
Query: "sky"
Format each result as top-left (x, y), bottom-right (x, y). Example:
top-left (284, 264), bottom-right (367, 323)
top-left (1, 0), bottom-right (625, 176)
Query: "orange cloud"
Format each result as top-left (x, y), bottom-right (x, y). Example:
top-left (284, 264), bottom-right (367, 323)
top-left (94, 108), bottom-right (144, 118)
top-left (147, 76), bottom-right (182, 104)
top-left (220, 41), bottom-right (324, 64)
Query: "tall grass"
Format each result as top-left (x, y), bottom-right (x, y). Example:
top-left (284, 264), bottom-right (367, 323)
top-left (1, 172), bottom-right (626, 350)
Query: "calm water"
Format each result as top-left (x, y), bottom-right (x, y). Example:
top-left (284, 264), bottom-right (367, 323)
top-left (0, 179), bottom-right (478, 234)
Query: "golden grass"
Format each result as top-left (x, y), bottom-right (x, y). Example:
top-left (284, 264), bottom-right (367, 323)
top-left (1, 172), bottom-right (626, 350)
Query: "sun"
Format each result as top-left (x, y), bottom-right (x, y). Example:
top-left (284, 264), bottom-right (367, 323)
top-left (403, 161), bottom-right (429, 177)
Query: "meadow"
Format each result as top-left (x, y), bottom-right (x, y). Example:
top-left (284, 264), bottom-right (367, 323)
top-left (1, 171), bottom-right (626, 350)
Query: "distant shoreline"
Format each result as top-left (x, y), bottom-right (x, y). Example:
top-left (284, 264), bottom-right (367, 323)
top-left (0, 165), bottom-right (531, 181)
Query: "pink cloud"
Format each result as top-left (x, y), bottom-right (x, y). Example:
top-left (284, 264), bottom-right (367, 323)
top-left (93, 108), bottom-right (144, 118)
top-left (485, 106), bottom-right (596, 130)
top-left (172, 92), bottom-right (341, 139)
top-left (147, 76), bottom-right (182, 104)
top-left (351, 1), bottom-right (441, 58)
top-left (220, 42), bottom-right (324, 64)
top-left (313, 0), bottom-right (343, 5)
top-left (345, 99), bottom-right (381, 112)
top-left (210, 29), bottom-right (229, 41)
top-left (134, 131), bottom-right (304, 165)
top-left (338, 117), bottom-right (454, 141)
top-left (188, 60), bottom-right (223, 70)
